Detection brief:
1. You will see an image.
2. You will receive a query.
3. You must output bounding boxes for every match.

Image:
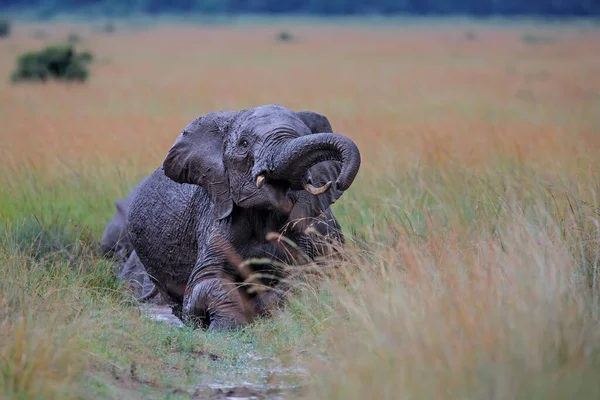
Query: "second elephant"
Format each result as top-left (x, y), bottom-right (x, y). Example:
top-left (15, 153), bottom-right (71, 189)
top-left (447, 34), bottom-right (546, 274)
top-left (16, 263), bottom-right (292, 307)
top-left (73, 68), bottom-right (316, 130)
top-left (100, 177), bottom-right (162, 303)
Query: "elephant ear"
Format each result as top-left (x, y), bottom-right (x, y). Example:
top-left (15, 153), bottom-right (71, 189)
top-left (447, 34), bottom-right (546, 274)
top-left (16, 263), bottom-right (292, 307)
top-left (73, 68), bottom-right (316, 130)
top-left (115, 198), bottom-right (129, 216)
top-left (295, 110), bottom-right (333, 134)
top-left (163, 111), bottom-right (238, 220)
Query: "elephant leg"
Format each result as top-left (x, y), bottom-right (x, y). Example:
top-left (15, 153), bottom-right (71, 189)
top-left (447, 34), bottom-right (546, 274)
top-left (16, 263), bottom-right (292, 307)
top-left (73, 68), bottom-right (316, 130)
top-left (136, 285), bottom-right (159, 303)
top-left (119, 250), bottom-right (147, 297)
top-left (253, 282), bottom-right (291, 318)
top-left (133, 273), bottom-right (161, 303)
top-left (182, 278), bottom-right (249, 330)
top-left (142, 273), bottom-right (156, 297)
top-left (182, 233), bottom-right (265, 330)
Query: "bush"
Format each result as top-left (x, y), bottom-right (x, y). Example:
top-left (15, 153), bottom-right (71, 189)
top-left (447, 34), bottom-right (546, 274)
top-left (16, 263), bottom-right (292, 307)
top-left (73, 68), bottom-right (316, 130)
top-left (521, 33), bottom-right (556, 45)
top-left (11, 44), bottom-right (93, 83)
top-left (277, 30), bottom-right (294, 42)
top-left (32, 29), bottom-right (48, 40)
top-left (67, 32), bottom-right (81, 43)
top-left (464, 30), bottom-right (477, 40)
top-left (102, 21), bottom-right (115, 33)
top-left (77, 50), bottom-right (93, 63)
top-left (0, 18), bottom-right (10, 38)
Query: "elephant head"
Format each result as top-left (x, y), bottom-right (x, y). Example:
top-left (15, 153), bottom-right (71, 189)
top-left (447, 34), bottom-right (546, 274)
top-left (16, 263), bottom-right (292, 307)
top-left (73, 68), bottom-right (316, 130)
top-left (100, 197), bottom-right (133, 261)
top-left (162, 104), bottom-right (361, 223)
top-left (101, 176), bottom-right (149, 260)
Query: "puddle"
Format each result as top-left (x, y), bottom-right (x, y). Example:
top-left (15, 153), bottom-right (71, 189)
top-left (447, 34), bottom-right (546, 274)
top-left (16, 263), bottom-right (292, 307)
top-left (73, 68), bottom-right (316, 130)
top-left (140, 304), bottom-right (307, 399)
top-left (192, 384), bottom-right (301, 399)
top-left (141, 304), bottom-right (185, 328)
top-left (188, 350), bottom-right (306, 399)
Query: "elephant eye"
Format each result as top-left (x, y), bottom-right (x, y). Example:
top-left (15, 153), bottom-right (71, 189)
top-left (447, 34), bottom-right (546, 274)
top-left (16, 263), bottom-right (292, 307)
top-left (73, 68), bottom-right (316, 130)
top-left (239, 139), bottom-right (249, 148)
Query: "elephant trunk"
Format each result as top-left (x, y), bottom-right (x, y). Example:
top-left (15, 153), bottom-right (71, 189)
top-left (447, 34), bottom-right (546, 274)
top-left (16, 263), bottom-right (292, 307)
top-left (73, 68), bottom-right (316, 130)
top-left (260, 133), bottom-right (361, 193)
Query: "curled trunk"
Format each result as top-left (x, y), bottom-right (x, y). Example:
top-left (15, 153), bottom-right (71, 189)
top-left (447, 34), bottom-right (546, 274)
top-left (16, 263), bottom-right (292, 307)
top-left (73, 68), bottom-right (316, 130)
top-left (265, 133), bottom-right (361, 191)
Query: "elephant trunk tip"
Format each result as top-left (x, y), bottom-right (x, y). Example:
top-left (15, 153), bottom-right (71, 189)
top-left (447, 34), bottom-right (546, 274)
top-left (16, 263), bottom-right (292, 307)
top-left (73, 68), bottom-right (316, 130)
top-left (334, 137), bottom-right (361, 191)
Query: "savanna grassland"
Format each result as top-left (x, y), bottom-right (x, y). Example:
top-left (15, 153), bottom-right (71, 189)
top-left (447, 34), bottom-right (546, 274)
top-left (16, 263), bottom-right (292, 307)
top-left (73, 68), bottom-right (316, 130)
top-left (1, 17), bottom-right (600, 399)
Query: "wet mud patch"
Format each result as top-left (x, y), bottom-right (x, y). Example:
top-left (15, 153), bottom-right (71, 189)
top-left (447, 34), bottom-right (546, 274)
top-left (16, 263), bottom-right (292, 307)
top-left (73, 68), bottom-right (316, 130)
top-left (139, 303), bottom-right (308, 399)
top-left (190, 352), bottom-right (306, 399)
top-left (141, 304), bottom-right (185, 328)
top-left (191, 384), bottom-right (302, 399)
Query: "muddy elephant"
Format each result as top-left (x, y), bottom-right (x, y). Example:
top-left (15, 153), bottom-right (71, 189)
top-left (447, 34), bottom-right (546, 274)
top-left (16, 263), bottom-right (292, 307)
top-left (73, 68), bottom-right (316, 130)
top-left (118, 249), bottom-right (161, 302)
top-left (100, 178), bottom-right (162, 303)
top-left (126, 104), bottom-right (361, 330)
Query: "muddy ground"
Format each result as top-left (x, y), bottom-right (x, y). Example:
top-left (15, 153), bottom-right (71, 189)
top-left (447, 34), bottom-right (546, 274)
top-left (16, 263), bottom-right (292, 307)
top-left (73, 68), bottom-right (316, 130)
top-left (140, 304), bottom-right (306, 399)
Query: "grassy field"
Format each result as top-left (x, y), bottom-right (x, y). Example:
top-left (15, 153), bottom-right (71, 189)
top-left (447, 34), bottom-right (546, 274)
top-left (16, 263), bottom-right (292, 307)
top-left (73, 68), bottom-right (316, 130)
top-left (1, 17), bottom-right (600, 399)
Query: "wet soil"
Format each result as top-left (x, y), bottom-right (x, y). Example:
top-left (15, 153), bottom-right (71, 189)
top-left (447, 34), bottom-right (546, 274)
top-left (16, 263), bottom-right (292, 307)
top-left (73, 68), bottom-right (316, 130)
top-left (140, 304), bottom-right (306, 400)
top-left (141, 304), bottom-right (185, 328)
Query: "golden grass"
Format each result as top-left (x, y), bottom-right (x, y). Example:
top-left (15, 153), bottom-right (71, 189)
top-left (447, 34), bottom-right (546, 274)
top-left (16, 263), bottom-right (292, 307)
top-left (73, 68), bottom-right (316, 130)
top-left (1, 22), bottom-right (598, 176)
top-left (1, 19), bottom-right (600, 398)
top-left (302, 187), bottom-right (600, 398)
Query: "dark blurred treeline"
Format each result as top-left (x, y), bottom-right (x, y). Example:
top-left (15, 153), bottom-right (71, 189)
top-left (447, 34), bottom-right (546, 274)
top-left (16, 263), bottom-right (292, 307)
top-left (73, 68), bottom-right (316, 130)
top-left (1, 0), bottom-right (599, 16)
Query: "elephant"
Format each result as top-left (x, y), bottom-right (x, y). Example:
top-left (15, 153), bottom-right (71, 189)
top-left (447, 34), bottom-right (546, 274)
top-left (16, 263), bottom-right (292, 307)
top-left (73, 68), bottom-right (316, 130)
top-left (126, 104), bottom-right (361, 330)
top-left (118, 249), bottom-right (161, 302)
top-left (100, 176), bottom-right (151, 259)
top-left (100, 178), bottom-right (162, 303)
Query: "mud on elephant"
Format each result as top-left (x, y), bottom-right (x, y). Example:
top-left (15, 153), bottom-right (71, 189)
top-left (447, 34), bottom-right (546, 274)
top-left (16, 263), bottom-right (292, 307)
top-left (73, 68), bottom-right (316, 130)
top-left (126, 104), bottom-right (361, 330)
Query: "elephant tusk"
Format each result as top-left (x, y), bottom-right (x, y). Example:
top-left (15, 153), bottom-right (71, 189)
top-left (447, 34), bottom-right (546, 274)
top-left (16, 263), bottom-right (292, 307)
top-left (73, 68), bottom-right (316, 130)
top-left (303, 181), bottom-right (332, 195)
top-left (256, 175), bottom-right (266, 188)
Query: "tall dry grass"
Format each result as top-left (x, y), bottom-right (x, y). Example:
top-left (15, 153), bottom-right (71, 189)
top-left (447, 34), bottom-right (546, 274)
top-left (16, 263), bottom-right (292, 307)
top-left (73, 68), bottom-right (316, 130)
top-left (299, 168), bottom-right (600, 398)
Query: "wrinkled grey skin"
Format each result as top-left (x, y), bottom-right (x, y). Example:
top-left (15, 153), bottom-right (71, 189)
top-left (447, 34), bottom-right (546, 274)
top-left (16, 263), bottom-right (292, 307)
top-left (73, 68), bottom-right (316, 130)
top-left (126, 104), bottom-right (361, 330)
top-left (100, 177), bottom-right (149, 259)
top-left (100, 197), bottom-right (133, 261)
top-left (100, 178), bottom-right (162, 303)
top-left (118, 250), bottom-right (160, 302)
